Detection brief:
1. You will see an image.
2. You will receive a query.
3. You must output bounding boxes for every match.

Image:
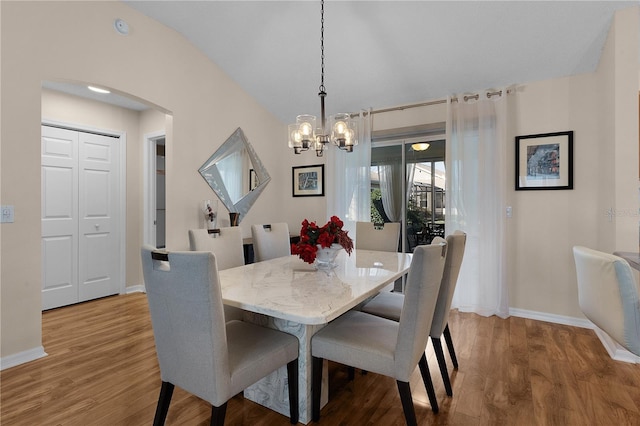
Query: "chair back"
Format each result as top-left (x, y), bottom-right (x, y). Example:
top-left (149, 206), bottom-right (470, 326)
top-left (251, 223), bottom-right (291, 262)
top-left (395, 242), bottom-right (447, 381)
top-left (188, 227), bottom-right (244, 270)
top-left (141, 246), bottom-right (231, 402)
top-left (573, 246), bottom-right (640, 356)
top-left (355, 221), bottom-right (401, 252)
top-left (430, 230), bottom-right (467, 337)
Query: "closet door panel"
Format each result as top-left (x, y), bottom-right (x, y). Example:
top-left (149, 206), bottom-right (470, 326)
top-left (78, 132), bottom-right (119, 302)
top-left (41, 126), bottom-right (79, 310)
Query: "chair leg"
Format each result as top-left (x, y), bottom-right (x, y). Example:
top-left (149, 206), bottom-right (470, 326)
top-left (347, 366), bottom-right (355, 381)
top-left (418, 353), bottom-right (439, 413)
top-left (431, 337), bottom-right (453, 397)
top-left (312, 356), bottom-right (323, 422)
top-left (287, 359), bottom-right (299, 424)
top-left (396, 381), bottom-right (418, 426)
top-left (210, 403), bottom-right (227, 426)
top-left (443, 323), bottom-right (458, 369)
top-left (153, 381), bottom-right (174, 426)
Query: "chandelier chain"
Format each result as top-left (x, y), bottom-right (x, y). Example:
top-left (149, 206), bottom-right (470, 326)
top-left (319, 0), bottom-right (325, 93)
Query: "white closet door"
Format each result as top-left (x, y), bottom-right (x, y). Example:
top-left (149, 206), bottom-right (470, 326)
top-left (78, 131), bottom-right (119, 302)
top-left (41, 126), bottom-right (120, 310)
top-left (42, 127), bottom-right (79, 310)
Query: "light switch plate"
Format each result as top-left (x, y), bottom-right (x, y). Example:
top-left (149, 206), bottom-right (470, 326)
top-left (1, 205), bottom-right (15, 223)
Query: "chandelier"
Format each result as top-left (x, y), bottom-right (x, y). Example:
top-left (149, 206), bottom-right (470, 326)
top-left (288, 0), bottom-right (357, 157)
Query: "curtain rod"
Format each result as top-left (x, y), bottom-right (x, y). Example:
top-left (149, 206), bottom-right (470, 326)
top-left (357, 88), bottom-right (512, 116)
top-left (369, 99), bottom-right (447, 115)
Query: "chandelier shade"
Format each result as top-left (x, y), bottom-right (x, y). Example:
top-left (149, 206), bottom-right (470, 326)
top-left (329, 113), bottom-right (358, 152)
top-left (287, 0), bottom-right (357, 157)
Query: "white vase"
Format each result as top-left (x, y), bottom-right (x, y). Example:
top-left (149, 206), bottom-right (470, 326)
top-left (315, 243), bottom-right (342, 270)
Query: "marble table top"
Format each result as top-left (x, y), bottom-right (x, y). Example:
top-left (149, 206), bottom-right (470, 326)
top-left (218, 249), bottom-right (413, 325)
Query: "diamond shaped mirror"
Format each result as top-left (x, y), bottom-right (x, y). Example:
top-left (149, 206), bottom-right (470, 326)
top-left (198, 128), bottom-right (270, 223)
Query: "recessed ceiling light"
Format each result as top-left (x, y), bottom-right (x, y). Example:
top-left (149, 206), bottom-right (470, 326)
top-left (88, 86), bottom-right (110, 94)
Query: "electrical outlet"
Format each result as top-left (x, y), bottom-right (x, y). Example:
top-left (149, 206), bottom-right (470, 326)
top-left (506, 206), bottom-right (512, 218)
top-left (1, 205), bottom-right (14, 223)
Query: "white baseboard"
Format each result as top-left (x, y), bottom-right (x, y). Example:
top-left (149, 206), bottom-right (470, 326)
top-left (509, 307), bottom-right (593, 329)
top-left (1, 346), bottom-right (47, 371)
top-left (509, 307), bottom-right (639, 364)
top-left (592, 328), bottom-right (640, 364)
top-left (125, 285), bottom-right (146, 294)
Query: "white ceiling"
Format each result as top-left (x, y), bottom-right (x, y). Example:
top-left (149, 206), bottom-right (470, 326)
top-left (57, 1), bottom-right (640, 119)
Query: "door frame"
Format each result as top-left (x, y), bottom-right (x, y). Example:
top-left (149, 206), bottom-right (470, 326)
top-left (143, 131), bottom-right (166, 248)
top-left (42, 118), bottom-right (127, 296)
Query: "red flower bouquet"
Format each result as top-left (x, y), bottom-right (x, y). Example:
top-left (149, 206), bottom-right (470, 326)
top-left (291, 216), bottom-right (354, 264)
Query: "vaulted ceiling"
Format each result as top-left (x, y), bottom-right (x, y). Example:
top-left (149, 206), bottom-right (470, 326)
top-left (113, 1), bottom-right (638, 121)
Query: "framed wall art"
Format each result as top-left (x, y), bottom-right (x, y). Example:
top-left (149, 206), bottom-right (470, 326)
top-left (515, 131), bottom-right (573, 190)
top-left (292, 164), bottom-right (324, 197)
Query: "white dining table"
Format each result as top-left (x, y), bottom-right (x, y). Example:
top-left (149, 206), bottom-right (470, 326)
top-left (218, 248), bottom-right (413, 424)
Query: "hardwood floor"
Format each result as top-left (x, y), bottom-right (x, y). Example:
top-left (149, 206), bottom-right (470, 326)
top-left (2, 293), bottom-right (640, 425)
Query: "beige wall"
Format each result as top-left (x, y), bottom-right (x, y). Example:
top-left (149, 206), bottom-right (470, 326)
top-left (508, 7), bottom-right (639, 317)
top-left (507, 74), bottom-right (603, 317)
top-left (0, 1), bottom-right (318, 360)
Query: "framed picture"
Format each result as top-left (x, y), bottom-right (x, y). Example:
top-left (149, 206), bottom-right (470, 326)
top-left (292, 164), bottom-right (324, 197)
top-left (515, 131), bottom-right (573, 190)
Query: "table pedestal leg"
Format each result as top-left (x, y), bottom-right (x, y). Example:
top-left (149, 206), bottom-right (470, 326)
top-left (243, 313), bottom-right (328, 425)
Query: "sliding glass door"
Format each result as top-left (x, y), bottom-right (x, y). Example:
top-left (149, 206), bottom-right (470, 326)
top-left (370, 138), bottom-right (445, 253)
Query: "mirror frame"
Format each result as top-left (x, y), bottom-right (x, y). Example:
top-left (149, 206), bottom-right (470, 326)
top-left (198, 128), bottom-right (271, 223)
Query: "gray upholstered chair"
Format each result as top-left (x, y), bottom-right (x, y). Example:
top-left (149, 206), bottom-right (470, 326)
top-left (361, 231), bottom-right (467, 397)
top-left (188, 227), bottom-right (245, 322)
top-left (141, 246), bottom-right (299, 425)
top-left (355, 221), bottom-right (401, 252)
top-left (251, 222), bottom-right (291, 262)
top-left (311, 242), bottom-right (447, 424)
top-left (573, 246), bottom-right (640, 356)
top-left (189, 227), bottom-right (245, 270)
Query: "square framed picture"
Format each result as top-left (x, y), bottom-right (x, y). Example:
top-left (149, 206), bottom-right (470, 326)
top-left (292, 164), bottom-right (324, 197)
top-left (515, 131), bottom-right (573, 190)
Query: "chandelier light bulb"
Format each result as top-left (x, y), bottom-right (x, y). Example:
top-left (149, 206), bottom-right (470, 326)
top-left (300, 122), bottom-right (313, 137)
top-left (345, 129), bottom-right (354, 142)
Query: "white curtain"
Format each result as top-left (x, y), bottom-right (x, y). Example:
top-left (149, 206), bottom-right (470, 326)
top-left (447, 90), bottom-right (509, 318)
top-left (405, 162), bottom-right (416, 214)
top-left (326, 109), bottom-right (372, 237)
top-left (378, 162), bottom-right (402, 222)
